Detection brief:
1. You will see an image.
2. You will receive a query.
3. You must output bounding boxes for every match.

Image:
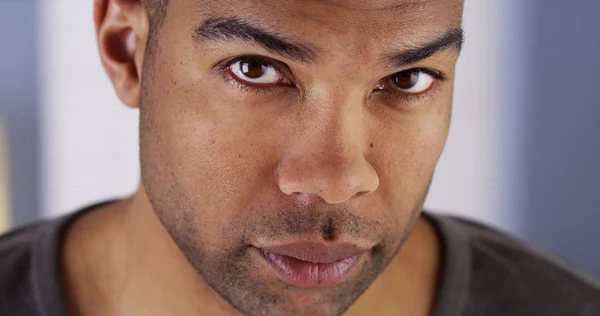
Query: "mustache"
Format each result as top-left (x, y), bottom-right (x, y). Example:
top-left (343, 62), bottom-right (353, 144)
top-left (228, 204), bottom-right (393, 242)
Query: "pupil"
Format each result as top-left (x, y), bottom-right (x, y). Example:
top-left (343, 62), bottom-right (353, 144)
top-left (392, 71), bottom-right (419, 89)
top-left (241, 58), bottom-right (266, 79)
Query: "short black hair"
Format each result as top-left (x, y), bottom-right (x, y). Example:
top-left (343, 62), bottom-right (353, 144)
top-left (142, 0), bottom-right (168, 27)
top-left (141, 0), bottom-right (168, 67)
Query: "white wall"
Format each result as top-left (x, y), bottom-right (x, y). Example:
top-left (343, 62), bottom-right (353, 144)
top-left (40, 1), bottom-right (140, 216)
top-left (425, 0), bottom-right (529, 234)
top-left (40, 1), bottom-right (529, 234)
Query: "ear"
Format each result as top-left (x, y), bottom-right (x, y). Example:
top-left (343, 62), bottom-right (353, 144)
top-left (95, 0), bottom-right (149, 109)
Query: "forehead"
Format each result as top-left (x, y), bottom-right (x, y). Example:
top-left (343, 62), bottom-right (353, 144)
top-left (176, 0), bottom-right (463, 31)
top-left (171, 0), bottom-right (463, 65)
top-left (257, 0), bottom-right (450, 10)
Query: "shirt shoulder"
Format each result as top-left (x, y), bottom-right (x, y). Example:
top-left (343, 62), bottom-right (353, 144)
top-left (0, 221), bottom-right (51, 316)
top-left (0, 201), bottom-right (115, 316)
top-left (444, 215), bottom-right (600, 316)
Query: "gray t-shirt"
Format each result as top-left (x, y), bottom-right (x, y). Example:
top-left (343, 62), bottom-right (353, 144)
top-left (0, 203), bottom-right (599, 316)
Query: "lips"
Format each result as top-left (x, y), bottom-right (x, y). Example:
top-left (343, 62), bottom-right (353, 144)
top-left (256, 242), bottom-right (367, 288)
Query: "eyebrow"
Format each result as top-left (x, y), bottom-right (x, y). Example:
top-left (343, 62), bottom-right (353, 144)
top-left (384, 28), bottom-right (465, 67)
top-left (194, 17), bottom-right (318, 63)
top-left (194, 17), bottom-right (464, 67)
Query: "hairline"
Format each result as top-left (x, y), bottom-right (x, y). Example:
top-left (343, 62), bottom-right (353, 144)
top-left (143, 0), bottom-right (169, 30)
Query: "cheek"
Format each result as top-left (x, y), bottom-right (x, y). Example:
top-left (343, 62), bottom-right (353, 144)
top-left (155, 106), bottom-right (265, 216)
top-left (371, 104), bottom-right (451, 213)
top-left (140, 72), bottom-right (266, 242)
top-left (142, 69), bottom-right (287, 241)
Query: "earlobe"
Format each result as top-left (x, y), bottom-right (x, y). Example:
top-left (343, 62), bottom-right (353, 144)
top-left (95, 0), bottom-right (148, 109)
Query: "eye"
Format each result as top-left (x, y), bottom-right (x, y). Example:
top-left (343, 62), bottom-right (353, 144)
top-left (386, 69), bottom-right (436, 94)
top-left (227, 56), bottom-right (290, 86)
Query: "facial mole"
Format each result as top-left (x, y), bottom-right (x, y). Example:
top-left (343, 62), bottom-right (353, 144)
top-left (370, 143), bottom-right (375, 148)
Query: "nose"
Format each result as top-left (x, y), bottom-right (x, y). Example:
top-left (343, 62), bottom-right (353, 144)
top-left (276, 110), bottom-right (379, 205)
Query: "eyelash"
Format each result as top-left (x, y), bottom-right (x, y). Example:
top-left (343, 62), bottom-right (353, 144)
top-left (217, 55), bottom-right (295, 95)
top-left (217, 55), bottom-right (447, 101)
top-left (376, 68), bottom-right (447, 104)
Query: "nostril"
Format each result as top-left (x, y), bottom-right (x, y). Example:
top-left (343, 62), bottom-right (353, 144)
top-left (286, 191), bottom-right (314, 206)
top-left (277, 151), bottom-right (379, 204)
top-left (353, 190), bottom-right (371, 199)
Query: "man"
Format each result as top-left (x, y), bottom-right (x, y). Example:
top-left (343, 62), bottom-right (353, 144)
top-left (0, 0), bottom-right (599, 315)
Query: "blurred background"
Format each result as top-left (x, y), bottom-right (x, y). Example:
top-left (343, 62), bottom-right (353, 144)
top-left (0, 0), bottom-right (598, 277)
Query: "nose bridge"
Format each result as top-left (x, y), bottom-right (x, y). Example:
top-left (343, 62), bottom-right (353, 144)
top-left (307, 111), bottom-right (359, 175)
top-left (277, 90), bottom-right (379, 205)
top-left (310, 87), bottom-right (360, 151)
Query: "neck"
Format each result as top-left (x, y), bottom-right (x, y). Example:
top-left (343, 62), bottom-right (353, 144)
top-left (62, 186), bottom-right (441, 316)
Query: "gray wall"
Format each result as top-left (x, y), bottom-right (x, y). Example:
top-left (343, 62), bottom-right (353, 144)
top-left (523, 0), bottom-right (600, 277)
top-left (0, 0), bottom-right (40, 226)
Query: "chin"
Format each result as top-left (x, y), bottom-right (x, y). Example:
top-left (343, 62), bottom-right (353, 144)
top-left (214, 249), bottom-right (382, 316)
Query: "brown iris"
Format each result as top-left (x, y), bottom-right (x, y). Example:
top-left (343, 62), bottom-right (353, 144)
top-left (240, 57), bottom-right (268, 79)
top-left (390, 70), bottom-right (419, 90)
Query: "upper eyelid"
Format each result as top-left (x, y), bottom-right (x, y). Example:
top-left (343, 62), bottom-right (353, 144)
top-left (230, 55), bottom-right (298, 84)
top-left (220, 58), bottom-right (442, 101)
top-left (388, 68), bottom-right (446, 81)
top-left (223, 55), bottom-right (289, 73)
top-left (221, 55), bottom-right (446, 86)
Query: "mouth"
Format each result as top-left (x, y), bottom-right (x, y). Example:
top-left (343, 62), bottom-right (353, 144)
top-left (255, 242), bottom-right (368, 288)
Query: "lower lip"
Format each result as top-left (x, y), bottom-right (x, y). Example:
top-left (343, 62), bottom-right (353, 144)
top-left (258, 249), bottom-right (362, 288)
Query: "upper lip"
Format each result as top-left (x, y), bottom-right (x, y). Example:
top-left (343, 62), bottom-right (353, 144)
top-left (258, 241), bottom-right (368, 264)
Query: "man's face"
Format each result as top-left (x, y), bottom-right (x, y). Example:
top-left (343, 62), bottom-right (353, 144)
top-left (138, 0), bottom-right (463, 315)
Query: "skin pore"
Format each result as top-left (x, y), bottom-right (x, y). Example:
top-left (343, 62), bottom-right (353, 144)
top-left (62, 0), bottom-right (464, 315)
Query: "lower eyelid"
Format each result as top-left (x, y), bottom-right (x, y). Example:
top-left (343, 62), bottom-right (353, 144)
top-left (225, 62), bottom-right (291, 86)
top-left (371, 80), bottom-right (440, 104)
top-left (226, 76), bottom-right (270, 94)
top-left (224, 72), bottom-right (297, 96)
top-left (222, 62), bottom-right (441, 99)
top-left (394, 82), bottom-right (439, 101)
